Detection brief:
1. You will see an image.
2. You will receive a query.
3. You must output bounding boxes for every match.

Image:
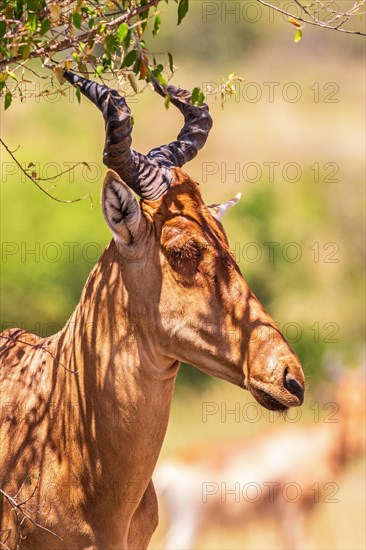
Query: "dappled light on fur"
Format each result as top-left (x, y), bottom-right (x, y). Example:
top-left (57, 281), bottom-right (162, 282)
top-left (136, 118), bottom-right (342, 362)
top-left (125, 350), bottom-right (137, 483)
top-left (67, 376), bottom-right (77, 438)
top-left (0, 76), bottom-right (304, 549)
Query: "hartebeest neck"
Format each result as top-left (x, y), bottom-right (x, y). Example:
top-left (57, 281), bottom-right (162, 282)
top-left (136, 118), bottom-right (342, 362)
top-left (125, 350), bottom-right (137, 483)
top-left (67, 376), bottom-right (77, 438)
top-left (52, 240), bottom-right (178, 495)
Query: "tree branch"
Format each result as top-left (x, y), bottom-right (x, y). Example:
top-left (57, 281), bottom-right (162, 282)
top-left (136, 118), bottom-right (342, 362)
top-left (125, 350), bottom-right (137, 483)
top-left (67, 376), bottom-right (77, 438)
top-left (0, 0), bottom-right (161, 69)
top-left (255, 0), bottom-right (366, 36)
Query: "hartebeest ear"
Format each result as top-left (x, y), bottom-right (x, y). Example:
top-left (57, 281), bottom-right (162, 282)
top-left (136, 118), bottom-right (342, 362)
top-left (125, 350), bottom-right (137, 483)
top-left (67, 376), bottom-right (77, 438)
top-left (207, 193), bottom-right (241, 221)
top-left (101, 169), bottom-right (141, 245)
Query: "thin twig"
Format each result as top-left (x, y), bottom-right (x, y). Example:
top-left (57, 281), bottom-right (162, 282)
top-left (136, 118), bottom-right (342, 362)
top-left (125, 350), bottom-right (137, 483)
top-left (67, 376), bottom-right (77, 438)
top-left (0, 139), bottom-right (93, 205)
top-left (293, 0), bottom-right (313, 18)
top-left (35, 162), bottom-right (87, 182)
top-left (0, 532), bottom-right (12, 550)
top-left (0, 334), bottom-right (79, 374)
top-left (0, 487), bottom-right (62, 542)
top-left (255, 0), bottom-right (366, 36)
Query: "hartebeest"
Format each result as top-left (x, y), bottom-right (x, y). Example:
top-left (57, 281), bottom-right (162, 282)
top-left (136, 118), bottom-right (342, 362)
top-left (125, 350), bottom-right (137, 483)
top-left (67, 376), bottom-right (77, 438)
top-left (0, 71), bottom-right (305, 550)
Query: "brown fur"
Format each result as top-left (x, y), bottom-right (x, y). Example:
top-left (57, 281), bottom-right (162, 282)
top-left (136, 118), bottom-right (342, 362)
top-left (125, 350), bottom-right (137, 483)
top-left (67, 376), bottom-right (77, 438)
top-left (0, 169), bottom-right (304, 549)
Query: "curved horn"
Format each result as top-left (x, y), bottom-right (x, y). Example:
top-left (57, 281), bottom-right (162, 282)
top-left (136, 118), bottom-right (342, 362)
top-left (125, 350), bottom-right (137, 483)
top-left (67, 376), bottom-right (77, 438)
top-left (63, 71), bottom-right (212, 199)
top-left (63, 70), bottom-right (171, 200)
top-left (148, 82), bottom-right (213, 168)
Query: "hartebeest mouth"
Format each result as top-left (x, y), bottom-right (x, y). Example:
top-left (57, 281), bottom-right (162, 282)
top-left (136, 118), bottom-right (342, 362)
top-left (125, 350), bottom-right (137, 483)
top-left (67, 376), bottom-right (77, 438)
top-left (249, 384), bottom-right (300, 411)
top-left (248, 371), bottom-right (305, 411)
top-left (242, 378), bottom-right (288, 411)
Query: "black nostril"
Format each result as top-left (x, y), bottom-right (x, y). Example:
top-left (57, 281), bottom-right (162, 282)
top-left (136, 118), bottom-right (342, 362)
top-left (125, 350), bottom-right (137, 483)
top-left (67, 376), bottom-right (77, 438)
top-left (284, 371), bottom-right (304, 403)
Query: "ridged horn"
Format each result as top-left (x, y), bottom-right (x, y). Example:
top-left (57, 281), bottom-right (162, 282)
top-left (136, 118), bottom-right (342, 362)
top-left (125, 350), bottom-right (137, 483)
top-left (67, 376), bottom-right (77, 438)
top-left (63, 71), bottom-right (212, 200)
top-left (63, 70), bottom-right (171, 200)
top-left (148, 81), bottom-right (213, 167)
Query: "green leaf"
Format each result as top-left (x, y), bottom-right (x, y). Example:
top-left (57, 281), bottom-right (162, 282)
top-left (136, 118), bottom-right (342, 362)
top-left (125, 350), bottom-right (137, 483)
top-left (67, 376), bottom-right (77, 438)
top-left (178, 0), bottom-right (189, 25)
top-left (153, 14), bottom-right (161, 37)
top-left (116, 22), bottom-right (129, 44)
top-left (4, 91), bottom-right (12, 110)
top-left (198, 91), bottom-right (205, 106)
top-left (104, 34), bottom-right (115, 55)
top-left (133, 57), bottom-right (140, 75)
top-left (14, 0), bottom-right (23, 19)
top-left (95, 65), bottom-right (105, 77)
top-left (0, 21), bottom-right (6, 39)
top-left (168, 52), bottom-right (174, 72)
top-left (75, 86), bottom-right (81, 103)
top-left (156, 72), bottom-right (166, 86)
top-left (73, 13), bottom-right (82, 29)
top-left (139, 3), bottom-right (149, 32)
top-left (164, 94), bottom-right (170, 110)
top-left (102, 55), bottom-right (111, 69)
top-left (191, 86), bottom-right (200, 105)
top-left (123, 29), bottom-right (131, 49)
top-left (27, 0), bottom-right (38, 13)
top-left (19, 45), bottom-right (31, 60)
top-left (40, 19), bottom-right (50, 35)
top-left (121, 49), bottom-right (138, 68)
top-left (82, 6), bottom-right (95, 15)
top-left (27, 14), bottom-right (38, 34)
top-left (294, 29), bottom-right (302, 43)
top-left (0, 45), bottom-right (10, 58)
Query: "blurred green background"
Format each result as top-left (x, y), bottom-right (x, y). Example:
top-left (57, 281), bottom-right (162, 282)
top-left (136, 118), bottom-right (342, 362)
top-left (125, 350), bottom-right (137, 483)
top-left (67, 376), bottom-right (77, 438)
top-left (1, 2), bottom-right (365, 548)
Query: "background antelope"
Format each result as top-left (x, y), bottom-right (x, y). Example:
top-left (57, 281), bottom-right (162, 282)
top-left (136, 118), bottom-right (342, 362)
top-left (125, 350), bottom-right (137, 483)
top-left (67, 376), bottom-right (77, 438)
top-left (0, 71), bottom-right (304, 549)
top-left (155, 369), bottom-right (365, 550)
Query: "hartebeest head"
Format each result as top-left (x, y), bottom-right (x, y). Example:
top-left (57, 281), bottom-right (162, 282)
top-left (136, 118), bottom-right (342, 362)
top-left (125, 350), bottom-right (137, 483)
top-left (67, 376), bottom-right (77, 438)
top-left (64, 71), bottom-right (305, 411)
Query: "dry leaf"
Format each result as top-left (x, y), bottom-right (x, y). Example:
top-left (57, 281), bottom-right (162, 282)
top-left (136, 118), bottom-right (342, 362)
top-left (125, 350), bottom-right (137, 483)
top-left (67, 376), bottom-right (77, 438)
top-left (139, 57), bottom-right (147, 80)
top-left (288, 17), bottom-right (302, 28)
top-left (49, 4), bottom-right (61, 23)
top-left (53, 66), bottom-right (65, 85)
top-left (128, 74), bottom-right (138, 93)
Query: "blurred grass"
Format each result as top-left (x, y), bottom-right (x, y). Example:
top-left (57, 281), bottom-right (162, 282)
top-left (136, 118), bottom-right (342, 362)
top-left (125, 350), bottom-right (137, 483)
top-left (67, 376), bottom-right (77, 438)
top-left (151, 379), bottom-right (366, 549)
top-left (152, 458), bottom-right (365, 549)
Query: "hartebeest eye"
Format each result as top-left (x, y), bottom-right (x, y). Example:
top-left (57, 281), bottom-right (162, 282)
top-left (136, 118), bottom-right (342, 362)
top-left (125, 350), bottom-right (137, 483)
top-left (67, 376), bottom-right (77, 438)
top-left (163, 238), bottom-right (206, 277)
